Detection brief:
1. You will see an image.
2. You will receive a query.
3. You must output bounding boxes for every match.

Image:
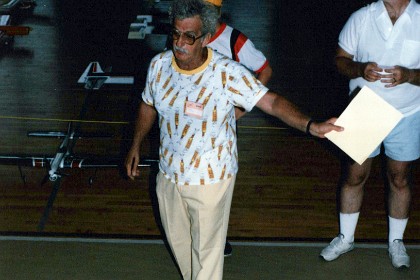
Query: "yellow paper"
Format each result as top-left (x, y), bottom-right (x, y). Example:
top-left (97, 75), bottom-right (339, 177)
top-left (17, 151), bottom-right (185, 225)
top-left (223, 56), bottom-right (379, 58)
top-left (325, 86), bottom-right (403, 165)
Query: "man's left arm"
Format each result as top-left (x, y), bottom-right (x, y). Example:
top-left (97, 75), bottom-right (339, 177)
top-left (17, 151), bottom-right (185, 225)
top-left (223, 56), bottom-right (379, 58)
top-left (235, 63), bottom-right (273, 121)
top-left (235, 64), bottom-right (273, 120)
top-left (255, 91), bottom-right (343, 138)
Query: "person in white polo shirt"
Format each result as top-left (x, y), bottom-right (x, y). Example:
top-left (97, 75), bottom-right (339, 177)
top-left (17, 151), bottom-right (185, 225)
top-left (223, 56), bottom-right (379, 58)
top-left (320, 0), bottom-right (420, 269)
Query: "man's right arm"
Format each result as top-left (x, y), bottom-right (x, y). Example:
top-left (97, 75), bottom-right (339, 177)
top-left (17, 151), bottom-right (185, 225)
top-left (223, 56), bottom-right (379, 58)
top-left (335, 47), bottom-right (382, 82)
top-left (125, 101), bottom-right (157, 180)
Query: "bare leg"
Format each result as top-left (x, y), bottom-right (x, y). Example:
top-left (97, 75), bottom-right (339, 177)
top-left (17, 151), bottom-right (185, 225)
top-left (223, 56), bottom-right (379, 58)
top-left (340, 158), bottom-right (373, 213)
top-left (319, 158), bottom-right (374, 261)
top-left (387, 158), bottom-right (413, 219)
top-left (386, 158), bottom-right (413, 268)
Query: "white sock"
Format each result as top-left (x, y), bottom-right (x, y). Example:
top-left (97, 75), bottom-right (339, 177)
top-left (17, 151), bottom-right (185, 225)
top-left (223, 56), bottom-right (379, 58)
top-left (339, 212), bottom-right (360, 243)
top-left (388, 216), bottom-right (408, 243)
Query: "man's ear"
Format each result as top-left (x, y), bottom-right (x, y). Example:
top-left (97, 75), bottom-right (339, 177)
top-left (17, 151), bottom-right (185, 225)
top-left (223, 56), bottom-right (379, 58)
top-left (201, 33), bottom-right (212, 47)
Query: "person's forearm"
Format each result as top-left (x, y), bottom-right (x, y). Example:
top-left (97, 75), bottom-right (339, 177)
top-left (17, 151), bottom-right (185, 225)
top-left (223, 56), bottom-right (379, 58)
top-left (336, 56), bottom-right (366, 79)
top-left (257, 92), bottom-right (343, 138)
top-left (271, 95), bottom-right (310, 133)
top-left (334, 47), bottom-right (368, 80)
top-left (408, 69), bottom-right (420, 86)
top-left (257, 92), bottom-right (310, 133)
top-left (131, 101), bottom-right (157, 149)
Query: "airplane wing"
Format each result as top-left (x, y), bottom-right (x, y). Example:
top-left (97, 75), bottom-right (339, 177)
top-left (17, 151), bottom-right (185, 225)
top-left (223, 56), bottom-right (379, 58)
top-left (0, 25), bottom-right (32, 35)
top-left (0, 155), bottom-right (159, 170)
top-left (27, 130), bottom-right (114, 139)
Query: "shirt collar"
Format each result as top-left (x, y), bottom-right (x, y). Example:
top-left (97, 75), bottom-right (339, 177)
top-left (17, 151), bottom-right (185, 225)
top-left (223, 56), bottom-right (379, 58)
top-left (374, 0), bottom-right (414, 40)
top-left (376, 0), bottom-right (415, 22)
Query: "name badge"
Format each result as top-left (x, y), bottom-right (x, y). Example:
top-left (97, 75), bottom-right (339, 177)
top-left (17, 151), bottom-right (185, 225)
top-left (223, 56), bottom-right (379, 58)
top-left (185, 101), bottom-right (204, 119)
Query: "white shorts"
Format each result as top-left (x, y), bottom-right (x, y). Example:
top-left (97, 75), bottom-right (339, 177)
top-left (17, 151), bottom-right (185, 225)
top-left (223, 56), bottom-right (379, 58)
top-left (370, 110), bottom-right (420, 161)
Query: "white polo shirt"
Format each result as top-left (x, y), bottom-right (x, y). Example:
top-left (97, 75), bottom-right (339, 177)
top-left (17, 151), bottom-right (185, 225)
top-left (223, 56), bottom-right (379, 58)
top-left (339, 0), bottom-right (420, 116)
top-left (142, 48), bottom-right (268, 185)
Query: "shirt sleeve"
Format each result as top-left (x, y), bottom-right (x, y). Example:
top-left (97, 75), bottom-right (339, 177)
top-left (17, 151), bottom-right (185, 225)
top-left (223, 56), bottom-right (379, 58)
top-left (236, 38), bottom-right (269, 73)
top-left (338, 8), bottom-right (367, 56)
top-left (225, 61), bottom-right (269, 112)
top-left (142, 56), bottom-right (159, 106)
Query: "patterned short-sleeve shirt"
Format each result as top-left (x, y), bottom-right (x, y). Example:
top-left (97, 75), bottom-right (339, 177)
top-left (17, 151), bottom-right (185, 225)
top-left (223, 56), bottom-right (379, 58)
top-left (143, 48), bottom-right (268, 185)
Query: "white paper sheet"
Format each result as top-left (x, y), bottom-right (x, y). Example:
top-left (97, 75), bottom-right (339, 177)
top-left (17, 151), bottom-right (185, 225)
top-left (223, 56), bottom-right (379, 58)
top-left (325, 86), bottom-right (403, 165)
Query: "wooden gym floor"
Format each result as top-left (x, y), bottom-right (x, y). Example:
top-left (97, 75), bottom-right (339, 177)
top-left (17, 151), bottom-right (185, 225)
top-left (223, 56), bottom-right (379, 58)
top-left (0, 0), bottom-right (419, 278)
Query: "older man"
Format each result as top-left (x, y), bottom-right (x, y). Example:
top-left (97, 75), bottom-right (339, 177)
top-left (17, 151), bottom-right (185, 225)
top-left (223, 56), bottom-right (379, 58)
top-left (125, 0), bottom-right (342, 279)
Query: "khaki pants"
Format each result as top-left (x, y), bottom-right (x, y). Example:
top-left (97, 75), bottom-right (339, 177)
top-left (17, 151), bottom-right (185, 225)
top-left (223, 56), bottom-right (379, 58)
top-left (156, 172), bottom-right (236, 280)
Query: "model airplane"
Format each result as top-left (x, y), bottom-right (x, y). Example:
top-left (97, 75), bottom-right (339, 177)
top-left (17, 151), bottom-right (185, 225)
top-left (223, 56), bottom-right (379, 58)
top-left (78, 62), bottom-right (135, 90)
top-left (0, 122), bottom-right (158, 231)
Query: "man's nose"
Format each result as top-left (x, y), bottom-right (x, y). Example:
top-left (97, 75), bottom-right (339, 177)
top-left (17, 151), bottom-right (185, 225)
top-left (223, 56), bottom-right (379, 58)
top-left (175, 35), bottom-right (185, 47)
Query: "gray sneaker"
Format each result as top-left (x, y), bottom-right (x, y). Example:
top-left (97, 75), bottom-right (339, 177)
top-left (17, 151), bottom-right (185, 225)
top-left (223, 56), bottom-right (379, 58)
top-left (388, 239), bottom-right (410, 269)
top-left (320, 234), bottom-right (354, 261)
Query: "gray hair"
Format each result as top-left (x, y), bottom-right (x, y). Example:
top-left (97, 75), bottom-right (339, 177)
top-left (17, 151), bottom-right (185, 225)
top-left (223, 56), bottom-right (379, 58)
top-left (169, 0), bottom-right (219, 37)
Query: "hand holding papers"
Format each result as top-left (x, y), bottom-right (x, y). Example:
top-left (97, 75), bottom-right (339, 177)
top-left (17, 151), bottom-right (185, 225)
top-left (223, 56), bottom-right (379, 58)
top-left (325, 86), bottom-right (403, 165)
